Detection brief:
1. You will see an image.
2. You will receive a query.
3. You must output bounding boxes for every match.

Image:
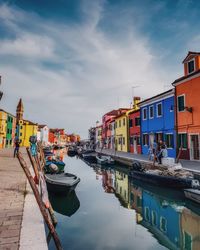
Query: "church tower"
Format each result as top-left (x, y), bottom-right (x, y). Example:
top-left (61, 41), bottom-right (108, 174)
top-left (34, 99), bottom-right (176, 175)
top-left (16, 98), bottom-right (24, 123)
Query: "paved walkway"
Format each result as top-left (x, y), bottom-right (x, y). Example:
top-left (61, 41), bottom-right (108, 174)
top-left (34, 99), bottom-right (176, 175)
top-left (96, 148), bottom-right (200, 173)
top-left (0, 148), bottom-right (27, 250)
top-left (0, 148), bottom-right (48, 250)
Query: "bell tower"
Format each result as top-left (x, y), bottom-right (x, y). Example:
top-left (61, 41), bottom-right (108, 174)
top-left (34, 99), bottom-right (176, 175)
top-left (16, 98), bottom-right (24, 123)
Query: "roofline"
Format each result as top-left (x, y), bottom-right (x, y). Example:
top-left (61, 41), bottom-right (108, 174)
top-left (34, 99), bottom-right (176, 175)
top-left (138, 89), bottom-right (174, 106)
top-left (182, 51), bottom-right (200, 63)
top-left (0, 109), bottom-right (16, 118)
top-left (172, 69), bottom-right (200, 86)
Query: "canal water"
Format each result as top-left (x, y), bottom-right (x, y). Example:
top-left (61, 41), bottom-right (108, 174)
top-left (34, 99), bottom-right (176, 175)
top-left (48, 153), bottom-right (200, 250)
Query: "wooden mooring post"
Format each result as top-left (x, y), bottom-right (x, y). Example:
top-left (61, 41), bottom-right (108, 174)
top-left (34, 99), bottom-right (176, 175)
top-left (26, 147), bottom-right (57, 226)
top-left (17, 152), bottom-right (62, 250)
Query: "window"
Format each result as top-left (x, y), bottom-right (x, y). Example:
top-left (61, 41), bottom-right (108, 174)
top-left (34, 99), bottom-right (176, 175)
top-left (143, 108), bottom-right (147, 120)
top-left (149, 105), bottom-right (154, 119)
top-left (165, 134), bottom-right (174, 148)
top-left (145, 207), bottom-right (150, 221)
top-left (135, 117), bottom-right (140, 126)
top-left (119, 120), bottom-right (121, 127)
top-left (152, 211), bottom-right (157, 226)
top-left (177, 95), bottom-right (185, 112)
top-left (143, 134), bottom-right (149, 145)
top-left (160, 217), bottom-right (167, 232)
top-left (118, 138), bottom-right (121, 144)
top-left (184, 231), bottom-right (192, 250)
top-left (123, 118), bottom-right (125, 126)
top-left (115, 121), bottom-right (117, 128)
top-left (156, 133), bottom-right (163, 142)
top-left (136, 136), bottom-right (141, 145)
top-left (136, 196), bottom-right (142, 207)
top-left (130, 137), bottom-right (133, 145)
top-left (188, 60), bottom-right (195, 74)
top-left (123, 137), bottom-right (125, 145)
top-left (129, 119), bottom-right (133, 128)
top-left (178, 133), bottom-right (188, 149)
top-left (20, 133), bottom-right (22, 136)
top-left (157, 103), bottom-right (162, 117)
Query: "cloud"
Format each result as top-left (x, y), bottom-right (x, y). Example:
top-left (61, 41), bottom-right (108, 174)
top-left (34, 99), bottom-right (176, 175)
top-left (0, 2), bottom-right (180, 137)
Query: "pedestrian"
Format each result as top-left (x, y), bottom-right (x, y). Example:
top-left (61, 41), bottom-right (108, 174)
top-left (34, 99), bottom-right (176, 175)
top-left (14, 140), bottom-right (20, 158)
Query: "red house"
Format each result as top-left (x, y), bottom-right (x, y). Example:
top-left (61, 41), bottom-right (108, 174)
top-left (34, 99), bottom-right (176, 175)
top-left (102, 109), bottom-right (129, 149)
top-left (128, 110), bottom-right (141, 154)
top-left (49, 128), bottom-right (65, 144)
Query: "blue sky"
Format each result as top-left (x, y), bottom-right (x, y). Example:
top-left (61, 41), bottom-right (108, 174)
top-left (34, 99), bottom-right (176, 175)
top-left (0, 0), bottom-right (199, 138)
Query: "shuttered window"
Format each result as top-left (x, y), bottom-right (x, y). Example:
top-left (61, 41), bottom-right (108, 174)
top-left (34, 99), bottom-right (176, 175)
top-left (178, 133), bottom-right (188, 149)
top-left (178, 95), bottom-right (185, 112)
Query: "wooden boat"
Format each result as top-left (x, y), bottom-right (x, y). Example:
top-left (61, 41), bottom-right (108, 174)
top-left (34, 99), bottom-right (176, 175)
top-left (96, 155), bottom-right (115, 165)
top-left (67, 148), bottom-right (77, 157)
top-left (129, 170), bottom-right (200, 189)
top-left (44, 160), bottom-right (65, 173)
top-left (53, 145), bottom-right (64, 150)
top-left (82, 153), bottom-right (97, 163)
top-left (45, 173), bottom-right (80, 194)
top-left (184, 188), bottom-right (200, 204)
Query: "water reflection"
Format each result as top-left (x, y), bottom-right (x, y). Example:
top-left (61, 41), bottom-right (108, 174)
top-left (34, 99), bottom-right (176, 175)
top-left (87, 162), bottom-right (200, 250)
top-left (48, 153), bottom-right (200, 250)
top-left (49, 191), bottom-right (80, 217)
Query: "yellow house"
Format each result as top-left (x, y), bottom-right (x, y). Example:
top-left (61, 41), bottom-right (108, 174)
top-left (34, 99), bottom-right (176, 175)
top-left (18, 120), bottom-right (38, 147)
top-left (0, 110), bottom-right (7, 149)
top-left (115, 109), bottom-right (130, 152)
top-left (16, 99), bottom-right (38, 147)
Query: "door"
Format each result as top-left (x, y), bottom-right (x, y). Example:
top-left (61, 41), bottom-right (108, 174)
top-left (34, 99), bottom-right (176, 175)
top-left (149, 133), bottom-right (154, 146)
top-left (133, 137), bottom-right (137, 154)
top-left (190, 135), bottom-right (200, 160)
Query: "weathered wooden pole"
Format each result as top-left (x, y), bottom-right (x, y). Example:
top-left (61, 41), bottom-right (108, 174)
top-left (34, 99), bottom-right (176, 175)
top-left (26, 147), bottom-right (39, 181)
top-left (17, 152), bottom-right (62, 250)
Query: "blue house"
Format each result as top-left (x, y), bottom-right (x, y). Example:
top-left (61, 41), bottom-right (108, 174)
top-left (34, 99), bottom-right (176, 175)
top-left (141, 190), bottom-right (182, 249)
top-left (139, 89), bottom-right (176, 158)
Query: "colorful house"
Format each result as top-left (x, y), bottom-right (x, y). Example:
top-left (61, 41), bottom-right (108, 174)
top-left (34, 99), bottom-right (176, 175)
top-left (172, 51), bottom-right (200, 160)
top-left (37, 125), bottom-right (49, 145)
top-left (6, 112), bottom-right (16, 148)
top-left (102, 110), bottom-right (119, 148)
top-left (115, 109), bottom-right (130, 152)
top-left (49, 128), bottom-right (65, 144)
top-left (139, 89), bottom-right (176, 158)
top-left (16, 99), bottom-right (38, 147)
top-left (0, 109), bottom-right (7, 148)
top-left (127, 97), bottom-right (141, 154)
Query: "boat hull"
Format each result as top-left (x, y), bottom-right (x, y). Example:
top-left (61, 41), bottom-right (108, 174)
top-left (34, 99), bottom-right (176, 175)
top-left (45, 173), bottom-right (80, 194)
top-left (184, 189), bottom-right (200, 204)
top-left (129, 171), bottom-right (197, 189)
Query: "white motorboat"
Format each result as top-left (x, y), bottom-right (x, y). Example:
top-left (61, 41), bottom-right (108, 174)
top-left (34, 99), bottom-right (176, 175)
top-left (96, 155), bottom-right (115, 165)
top-left (184, 188), bottom-right (200, 204)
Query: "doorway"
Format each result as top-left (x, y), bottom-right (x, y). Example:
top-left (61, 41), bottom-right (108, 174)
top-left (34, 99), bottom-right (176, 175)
top-left (133, 137), bottom-right (137, 154)
top-left (190, 134), bottom-right (200, 160)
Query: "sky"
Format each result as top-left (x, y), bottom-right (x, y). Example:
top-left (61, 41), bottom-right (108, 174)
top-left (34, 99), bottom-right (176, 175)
top-left (0, 0), bottom-right (200, 138)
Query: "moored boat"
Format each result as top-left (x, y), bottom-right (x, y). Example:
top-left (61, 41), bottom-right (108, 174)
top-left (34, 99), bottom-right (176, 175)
top-left (45, 173), bottom-right (80, 194)
top-left (184, 188), bottom-right (200, 204)
top-left (44, 159), bottom-right (65, 173)
top-left (129, 170), bottom-right (200, 189)
top-left (96, 155), bottom-right (115, 165)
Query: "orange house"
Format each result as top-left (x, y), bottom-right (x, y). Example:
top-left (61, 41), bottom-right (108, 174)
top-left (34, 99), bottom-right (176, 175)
top-left (172, 51), bottom-right (200, 160)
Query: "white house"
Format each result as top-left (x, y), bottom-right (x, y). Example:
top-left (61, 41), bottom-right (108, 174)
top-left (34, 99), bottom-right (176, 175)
top-left (38, 125), bottom-right (49, 145)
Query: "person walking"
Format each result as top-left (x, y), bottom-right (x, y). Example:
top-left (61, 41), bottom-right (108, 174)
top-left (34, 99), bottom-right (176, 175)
top-left (14, 140), bottom-right (20, 158)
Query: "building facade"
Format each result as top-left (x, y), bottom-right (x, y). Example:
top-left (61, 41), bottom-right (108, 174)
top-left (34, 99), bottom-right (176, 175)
top-left (172, 51), bottom-right (200, 160)
top-left (139, 89), bottom-right (176, 158)
top-left (0, 110), bottom-right (7, 148)
top-left (115, 110), bottom-right (130, 152)
top-left (37, 125), bottom-right (49, 145)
